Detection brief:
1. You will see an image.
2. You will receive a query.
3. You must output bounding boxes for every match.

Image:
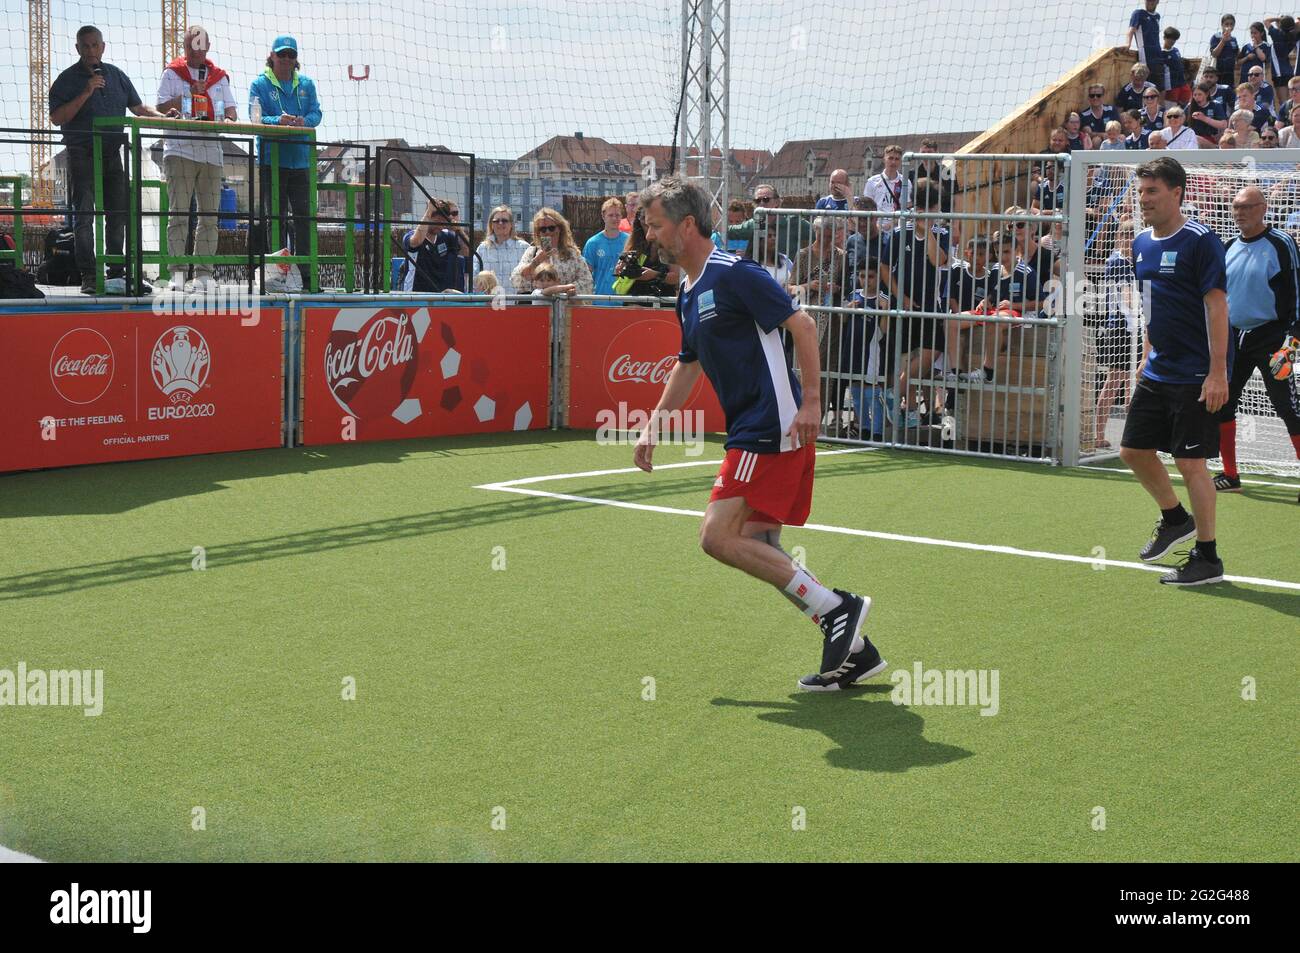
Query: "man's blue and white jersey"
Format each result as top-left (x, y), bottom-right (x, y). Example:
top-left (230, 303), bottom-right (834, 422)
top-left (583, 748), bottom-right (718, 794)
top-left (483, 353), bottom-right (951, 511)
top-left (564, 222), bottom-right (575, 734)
top-left (1132, 218), bottom-right (1229, 383)
top-left (677, 250), bottom-right (802, 453)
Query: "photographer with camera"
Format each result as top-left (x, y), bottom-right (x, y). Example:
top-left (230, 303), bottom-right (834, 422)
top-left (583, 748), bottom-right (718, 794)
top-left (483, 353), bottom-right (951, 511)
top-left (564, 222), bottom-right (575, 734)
top-left (510, 208), bottom-right (593, 295)
top-left (612, 210), bottom-right (680, 300)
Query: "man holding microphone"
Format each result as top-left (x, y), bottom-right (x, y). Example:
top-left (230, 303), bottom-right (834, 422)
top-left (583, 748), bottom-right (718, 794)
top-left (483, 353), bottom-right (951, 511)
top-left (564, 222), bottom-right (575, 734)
top-left (50, 25), bottom-right (172, 294)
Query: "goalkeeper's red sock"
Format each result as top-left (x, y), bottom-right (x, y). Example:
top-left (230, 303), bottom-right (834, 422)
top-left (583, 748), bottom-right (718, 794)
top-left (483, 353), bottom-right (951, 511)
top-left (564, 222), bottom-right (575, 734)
top-left (1220, 421), bottom-right (1238, 479)
top-left (1291, 434), bottom-right (1300, 460)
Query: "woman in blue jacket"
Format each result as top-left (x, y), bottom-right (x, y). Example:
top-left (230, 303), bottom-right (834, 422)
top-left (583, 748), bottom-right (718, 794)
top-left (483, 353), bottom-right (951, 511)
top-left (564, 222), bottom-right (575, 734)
top-left (249, 35), bottom-right (322, 287)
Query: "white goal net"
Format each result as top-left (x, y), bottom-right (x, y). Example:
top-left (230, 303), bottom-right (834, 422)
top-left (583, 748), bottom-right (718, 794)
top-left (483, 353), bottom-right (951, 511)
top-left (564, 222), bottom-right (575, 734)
top-left (1070, 151), bottom-right (1300, 478)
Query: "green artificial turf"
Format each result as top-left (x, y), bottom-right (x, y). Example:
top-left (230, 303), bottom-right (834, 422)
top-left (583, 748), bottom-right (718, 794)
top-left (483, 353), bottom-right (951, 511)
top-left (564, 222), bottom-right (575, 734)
top-left (0, 433), bottom-right (1296, 861)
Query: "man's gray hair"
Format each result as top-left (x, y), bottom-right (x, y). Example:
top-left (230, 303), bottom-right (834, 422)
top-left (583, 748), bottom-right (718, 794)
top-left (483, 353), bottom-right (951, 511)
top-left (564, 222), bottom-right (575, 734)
top-left (639, 175), bottom-right (712, 237)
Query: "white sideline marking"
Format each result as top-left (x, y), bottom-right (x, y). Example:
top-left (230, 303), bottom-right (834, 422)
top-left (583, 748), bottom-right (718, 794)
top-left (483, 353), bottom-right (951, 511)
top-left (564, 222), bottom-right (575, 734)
top-left (1078, 464), bottom-right (1300, 491)
top-left (0, 845), bottom-right (43, 863)
top-left (476, 450), bottom-right (1300, 592)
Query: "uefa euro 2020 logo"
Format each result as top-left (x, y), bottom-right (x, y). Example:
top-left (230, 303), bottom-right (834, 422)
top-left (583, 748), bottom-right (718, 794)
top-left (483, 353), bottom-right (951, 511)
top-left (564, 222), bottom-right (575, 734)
top-left (150, 326), bottom-right (210, 403)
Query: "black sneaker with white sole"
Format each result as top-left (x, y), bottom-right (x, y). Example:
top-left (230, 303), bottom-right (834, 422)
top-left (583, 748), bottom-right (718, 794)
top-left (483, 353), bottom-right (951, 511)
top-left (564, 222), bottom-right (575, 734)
top-left (1139, 515), bottom-right (1197, 562)
top-left (1213, 474), bottom-right (1242, 492)
top-left (1159, 548), bottom-right (1225, 586)
top-left (798, 644), bottom-right (889, 692)
top-left (816, 590), bottom-right (869, 677)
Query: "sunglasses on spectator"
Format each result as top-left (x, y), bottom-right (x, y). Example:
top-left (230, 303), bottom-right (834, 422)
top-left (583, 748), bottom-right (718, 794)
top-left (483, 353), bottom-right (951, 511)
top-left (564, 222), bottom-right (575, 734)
top-left (537, 224), bottom-right (559, 233)
top-left (1143, 94), bottom-right (1159, 100)
top-left (275, 50), bottom-right (297, 59)
top-left (755, 195), bottom-right (776, 203)
top-left (1089, 93), bottom-right (1103, 99)
top-left (491, 218), bottom-right (511, 225)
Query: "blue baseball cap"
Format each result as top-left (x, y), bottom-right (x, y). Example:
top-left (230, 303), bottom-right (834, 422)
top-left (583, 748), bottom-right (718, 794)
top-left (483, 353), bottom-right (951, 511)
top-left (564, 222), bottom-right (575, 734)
top-left (271, 35), bottom-right (298, 54)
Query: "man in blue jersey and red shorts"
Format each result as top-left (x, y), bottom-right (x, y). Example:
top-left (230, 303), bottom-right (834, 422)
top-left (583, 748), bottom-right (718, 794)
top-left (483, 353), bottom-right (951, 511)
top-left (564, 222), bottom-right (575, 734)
top-left (1119, 156), bottom-right (1231, 585)
top-left (633, 176), bottom-right (886, 691)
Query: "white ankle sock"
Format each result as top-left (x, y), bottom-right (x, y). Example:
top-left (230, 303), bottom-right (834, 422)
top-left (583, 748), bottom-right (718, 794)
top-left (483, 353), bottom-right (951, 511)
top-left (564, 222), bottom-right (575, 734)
top-left (783, 569), bottom-right (842, 619)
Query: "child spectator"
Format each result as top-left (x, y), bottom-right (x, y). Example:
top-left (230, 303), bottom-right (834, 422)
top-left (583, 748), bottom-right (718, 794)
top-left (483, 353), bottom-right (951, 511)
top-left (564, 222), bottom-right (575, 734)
top-left (840, 259), bottom-right (891, 438)
top-left (1064, 112), bottom-right (1089, 151)
top-left (1264, 15), bottom-right (1299, 85)
top-left (1240, 21), bottom-right (1271, 83)
top-left (1123, 109), bottom-right (1151, 148)
top-left (529, 262), bottom-right (562, 298)
top-left (1162, 27), bottom-right (1190, 104)
top-left (1188, 81), bottom-right (1228, 146)
top-left (474, 270), bottom-right (500, 295)
top-left (1116, 63), bottom-right (1157, 112)
top-left (1210, 14), bottom-right (1240, 82)
top-left (945, 236), bottom-right (1000, 384)
top-left (1235, 83), bottom-right (1274, 129)
top-left (1127, 0), bottom-right (1165, 89)
top-left (1101, 120), bottom-right (1127, 149)
top-left (1200, 66), bottom-right (1234, 113)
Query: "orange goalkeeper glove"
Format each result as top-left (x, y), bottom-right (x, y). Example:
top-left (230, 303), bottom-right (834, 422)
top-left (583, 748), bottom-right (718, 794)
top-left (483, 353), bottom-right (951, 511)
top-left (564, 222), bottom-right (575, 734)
top-left (1269, 334), bottom-right (1299, 381)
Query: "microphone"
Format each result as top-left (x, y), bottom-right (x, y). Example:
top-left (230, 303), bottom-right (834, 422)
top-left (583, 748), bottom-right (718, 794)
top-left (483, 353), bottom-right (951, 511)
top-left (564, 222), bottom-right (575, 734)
top-left (93, 66), bottom-right (104, 94)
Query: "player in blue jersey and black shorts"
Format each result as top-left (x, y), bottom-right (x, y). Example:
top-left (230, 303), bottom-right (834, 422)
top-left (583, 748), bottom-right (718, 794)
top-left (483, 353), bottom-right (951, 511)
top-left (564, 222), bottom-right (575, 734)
top-left (1119, 157), bottom-right (1231, 585)
top-left (1217, 185), bottom-right (1300, 502)
top-left (633, 176), bottom-right (887, 691)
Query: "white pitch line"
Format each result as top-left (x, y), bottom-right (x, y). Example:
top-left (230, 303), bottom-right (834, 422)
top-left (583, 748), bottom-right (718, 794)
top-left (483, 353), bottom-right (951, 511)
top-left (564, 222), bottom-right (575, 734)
top-left (477, 455), bottom-right (1300, 592)
top-left (1078, 464), bottom-right (1300, 490)
top-left (474, 445), bottom-right (876, 490)
top-left (0, 845), bottom-right (43, 863)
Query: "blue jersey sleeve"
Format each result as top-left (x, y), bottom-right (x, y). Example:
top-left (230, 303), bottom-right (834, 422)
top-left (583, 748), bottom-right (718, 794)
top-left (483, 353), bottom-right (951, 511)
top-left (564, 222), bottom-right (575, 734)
top-left (721, 260), bottom-right (797, 333)
top-left (1129, 10), bottom-right (1141, 28)
top-left (1197, 231), bottom-right (1228, 296)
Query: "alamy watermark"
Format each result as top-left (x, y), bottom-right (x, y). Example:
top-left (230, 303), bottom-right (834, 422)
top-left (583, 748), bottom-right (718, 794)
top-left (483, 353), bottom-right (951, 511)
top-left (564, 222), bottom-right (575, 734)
top-left (0, 663), bottom-right (104, 717)
top-left (595, 402), bottom-right (706, 456)
top-left (890, 661), bottom-right (999, 716)
top-left (152, 285), bottom-right (260, 326)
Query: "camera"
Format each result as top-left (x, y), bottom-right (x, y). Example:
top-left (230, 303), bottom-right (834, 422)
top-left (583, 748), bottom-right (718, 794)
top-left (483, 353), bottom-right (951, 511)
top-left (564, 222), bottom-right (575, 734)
top-left (616, 251), bottom-right (642, 276)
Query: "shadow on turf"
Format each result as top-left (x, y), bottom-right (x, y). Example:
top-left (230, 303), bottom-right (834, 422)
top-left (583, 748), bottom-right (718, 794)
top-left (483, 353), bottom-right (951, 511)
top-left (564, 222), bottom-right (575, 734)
top-left (0, 431), bottom-right (590, 519)
top-left (711, 691), bottom-right (974, 773)
top-left (0, 450), bottom-right (951, 600)
top-left (1175, 582), bottom-right (1300, 618)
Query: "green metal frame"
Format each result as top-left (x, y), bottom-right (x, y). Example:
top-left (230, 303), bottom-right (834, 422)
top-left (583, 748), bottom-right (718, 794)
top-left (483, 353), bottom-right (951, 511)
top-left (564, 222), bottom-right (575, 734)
top-left (91, 116), bottom-right (318, 292)
top-left (0, 175), bottom-right (23, 267)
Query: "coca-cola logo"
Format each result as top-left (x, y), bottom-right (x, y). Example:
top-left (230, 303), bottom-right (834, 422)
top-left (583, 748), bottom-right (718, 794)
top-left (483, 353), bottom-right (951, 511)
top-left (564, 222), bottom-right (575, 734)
top-left (324, 307), bottom-right (424, 420)
top-left (50, 328), bottom-right (115, 404)
top-left (607, 353), bottom-right (677, 385)
top-left (601, 317), bottom-right (706, 406)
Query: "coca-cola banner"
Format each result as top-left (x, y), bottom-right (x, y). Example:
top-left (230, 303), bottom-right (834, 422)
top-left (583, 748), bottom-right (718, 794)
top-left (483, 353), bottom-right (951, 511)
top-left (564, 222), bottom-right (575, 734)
top-left (567, 307), bottom-right (725, 431)
top-left (299, 305), bottom-right (550, 445)
top-left (1, 308), bottom-right (284, 473)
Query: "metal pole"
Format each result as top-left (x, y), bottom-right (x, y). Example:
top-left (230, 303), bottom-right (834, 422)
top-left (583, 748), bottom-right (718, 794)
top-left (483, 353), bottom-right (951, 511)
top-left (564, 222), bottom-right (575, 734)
top-left (1061, 154), bottom-right (1085, 466)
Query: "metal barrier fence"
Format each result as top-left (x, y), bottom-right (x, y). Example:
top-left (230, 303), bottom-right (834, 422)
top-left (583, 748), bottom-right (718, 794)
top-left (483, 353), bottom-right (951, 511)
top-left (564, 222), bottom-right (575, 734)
top-left (754, 152), bottom-right (1071, 463)
top-left (0, 123), bottom-right (482, 296)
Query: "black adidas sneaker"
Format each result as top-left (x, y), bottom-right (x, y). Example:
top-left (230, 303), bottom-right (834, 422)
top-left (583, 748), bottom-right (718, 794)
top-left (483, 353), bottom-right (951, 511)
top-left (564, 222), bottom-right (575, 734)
top-left (1139, 514), bottom-right (1196, 562)
top-left (798, 643), bottom-right (889, 692)
top-left (816, 590), bottom-right (869, 677)
top-left (1159, 548), bottom-right (1225, 586)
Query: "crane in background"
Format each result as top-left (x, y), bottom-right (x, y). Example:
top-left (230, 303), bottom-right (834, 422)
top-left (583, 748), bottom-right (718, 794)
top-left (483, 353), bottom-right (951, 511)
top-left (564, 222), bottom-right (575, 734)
top-left (162, 0), bottom-right (186, 67)
top-left (28, 0), bottom-right (51, 205)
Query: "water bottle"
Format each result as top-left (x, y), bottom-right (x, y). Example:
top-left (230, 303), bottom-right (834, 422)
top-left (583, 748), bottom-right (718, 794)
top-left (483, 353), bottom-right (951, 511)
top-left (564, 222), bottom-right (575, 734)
top-left (212, 95), bottom-right (224, 121)
top-left (250, 98), bottom-right (262, 124)
top-left (181, 88), bottom-right (192, 119)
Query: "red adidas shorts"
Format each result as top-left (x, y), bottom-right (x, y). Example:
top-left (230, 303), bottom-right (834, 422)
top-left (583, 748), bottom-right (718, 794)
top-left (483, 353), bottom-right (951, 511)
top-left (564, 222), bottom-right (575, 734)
top-left (708, 443), bottom-right (816, 526)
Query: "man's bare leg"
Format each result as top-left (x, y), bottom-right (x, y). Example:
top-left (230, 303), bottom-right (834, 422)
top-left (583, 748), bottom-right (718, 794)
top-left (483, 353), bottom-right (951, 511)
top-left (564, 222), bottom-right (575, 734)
top-left (1119, 446), bottom-right (1180, 509)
